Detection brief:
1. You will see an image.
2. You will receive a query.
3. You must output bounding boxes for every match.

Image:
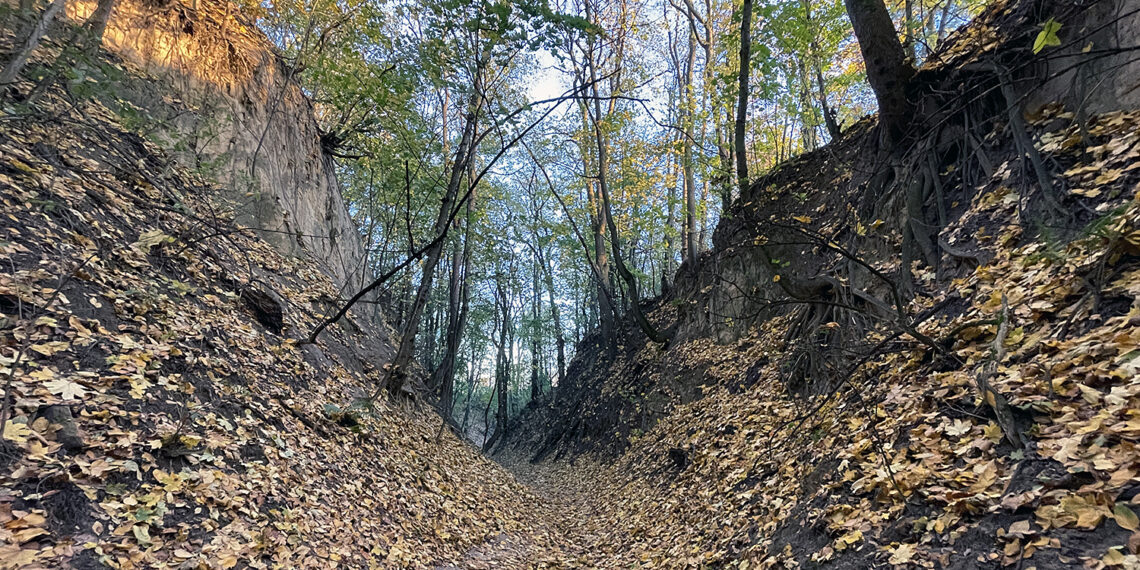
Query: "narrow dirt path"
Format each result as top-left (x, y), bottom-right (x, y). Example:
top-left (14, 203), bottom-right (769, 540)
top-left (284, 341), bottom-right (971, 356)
top-left (434, 453), bottom-right (605, 569)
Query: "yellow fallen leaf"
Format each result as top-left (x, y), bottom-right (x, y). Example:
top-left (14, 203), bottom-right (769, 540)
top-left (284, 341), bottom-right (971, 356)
top-left (1116, 504), bottom-right (1139, 531)
top-left (2, 420), bottom-right (33, 444)
top-left (888, 543), bottom-right (916, 564)
top-left (1104, 547), bottom-right (1126, 566)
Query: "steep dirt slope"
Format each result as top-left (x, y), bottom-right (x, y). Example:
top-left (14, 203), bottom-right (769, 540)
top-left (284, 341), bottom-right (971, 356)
top-left (0, 72), bottom-right (555, 569)
top-left (504, 0), bottom-right (1140, 567)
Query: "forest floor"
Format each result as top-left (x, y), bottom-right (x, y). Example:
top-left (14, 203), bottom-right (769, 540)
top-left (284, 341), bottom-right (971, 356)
top-left (420, 454), bottom-right (597, 568)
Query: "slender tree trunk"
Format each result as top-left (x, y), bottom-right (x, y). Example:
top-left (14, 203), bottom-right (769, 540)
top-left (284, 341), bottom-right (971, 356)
top-left (432, 236), bottom-right (462, 414)
top-left (904, 0), bottom-right (917, 61)
top-left (693, 0), bottom-right (732, 215)
top-left (82, 0), bottom-right (117, 50)
top-left (682, 27), bottom-right (698, 267)
top-left (483, 276), bottom-right (511, 452)
top-left (699, 180), bottom-right (709, 247)
top-left (815, 64), bottom-right (841, 140)
top-left (583, 0), bottom-right (669, 344)
top-left (663, 127), bottom-right (677, 289)
top-left (575, 91), bottom-right (616, 343)
top-left (430, 164), bottom-right (476, 418)
top-left (460, 343), bottom-right (479, 433)
top-left (714, 104), bottom-right (732, 208)
top-left (422, 276), bottom-right (439, 371)
top-left (0, 0), bottom-right (67, 86)
top-left (530, 257), bottom-right (542, 402)
top-left (798, 61), bottom-right (818, 151)
top-left (935, 0), bottom-right (955, 44)
top-left (378, 44), bottom-right (488, 384)
top-left (735, 0), bottom-right (753, 198)
top-left (385, 58), bottom-right (484, 394)
top-left (537, 249), bottom-right (565, 386)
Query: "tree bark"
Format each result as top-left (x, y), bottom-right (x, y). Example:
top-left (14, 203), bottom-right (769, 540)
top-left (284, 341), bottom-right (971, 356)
top-left (801, 0), bottom-right (841, 141)
top-left (570, 62), bottom-right (616, 344)
top-left (385, 48), bottom-right (488, 395)
top-left (735, 0), bottom-right (753, 198)
top-left (682, 26), bottom-right (698, 267)
top-left (904, 0), bottom-right (917, 61)
top-left (533, 242), bottom-right (566, 387)
top-left (0, 0), bottom-right (67, 86)
top-left (815, 64), bottom-right (842, 140)
top-left (530, 256), bottom-right (542, 401)
top-left (842, 0), bottom-right (914, 146)
top-left (583, 0), bottom-right (670, 344)
top-left (430, 193), bottom-right (473, 418)
top-left (483, 273), bottom-right (512, 452)
top-left (460, 342), bottom-right (480, 433)
top-left (82, 0), bottom-right (117, 50)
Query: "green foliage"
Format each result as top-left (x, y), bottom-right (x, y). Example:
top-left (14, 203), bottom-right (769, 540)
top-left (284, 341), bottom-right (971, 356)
top-left (1033, 18), bottom-right (1062, 54)
top-left (229, 0), bottom-right (975, 436)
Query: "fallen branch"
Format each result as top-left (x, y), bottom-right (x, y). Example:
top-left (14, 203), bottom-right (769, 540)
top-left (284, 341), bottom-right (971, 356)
top-left (975, 293), bottom-right (1026, 449)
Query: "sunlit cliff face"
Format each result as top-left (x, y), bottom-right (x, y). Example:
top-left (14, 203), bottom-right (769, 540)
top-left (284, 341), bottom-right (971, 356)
top-left (65, 0), bottom-right (271, 90)
top-left (34, 0), bottom-right (372, 293)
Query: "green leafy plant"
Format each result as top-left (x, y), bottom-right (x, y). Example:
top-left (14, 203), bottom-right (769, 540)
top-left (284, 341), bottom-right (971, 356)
top-left (1033, 18), bottom-right (1062, 54)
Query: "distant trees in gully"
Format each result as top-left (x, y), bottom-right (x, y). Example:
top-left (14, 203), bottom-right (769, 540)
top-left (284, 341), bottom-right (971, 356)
top-left (290, 0), bottom-right (972, 445)
top-left (0, 0), bottom-right (983, 441)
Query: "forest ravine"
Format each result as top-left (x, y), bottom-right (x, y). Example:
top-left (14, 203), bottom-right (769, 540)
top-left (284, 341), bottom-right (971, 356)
top-left (2, 0), bottom-right (1140, 567)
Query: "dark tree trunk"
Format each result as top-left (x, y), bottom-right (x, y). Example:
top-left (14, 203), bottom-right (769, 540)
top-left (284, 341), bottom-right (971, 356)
top-left (83, 0), bottom-right (117, 49)
top-left (583, 2), bottom-right (669, 345)
top-left (430, 210), bottom-right (470, 418)
top-left (570, 58), bottom-right (616, 345)
top-left (460, 343), bottom-right (479, 433)
top-left (385, 50), bottom-right (487, 395)
top-left (530, 256), bottom-right (542, 402)
top-left (0, 0), bottom-right (67, 86)
top-left (843, 0), bottom-right (914, 146)
top-left (483, 276), bottom-right (511, 453)
top-left (682, 27), bottom-right (698, 268)
top-left (801, 0), bottom-right (842, 141)
top-left (816, 65), bottom-right (842, 140)
top-left (735, 0), bottom-right (753, 198)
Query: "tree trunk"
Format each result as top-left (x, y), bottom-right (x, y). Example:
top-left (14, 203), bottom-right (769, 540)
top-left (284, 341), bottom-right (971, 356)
top-left (460, 342), bottom-right (479, 433)
top-left (800, 0), bottom-right (841, 142)
top-left (583, 0), bottom-right (669, 344)
top-left (575, 87), bottom-right (616, 344)
top-left (816, 64), bottom-right (841, 140)
top-left (843, 0), bottom-right (914, 146)
top-left (904, 0), bottom-right (917, 61)
top-left (537, 248), bottom-right (566, 386)
top-left (530, 255), bottom-right (542, 402)
top-left (483, 276), bottom-right (511, 453)
top-left (935, 0), bottom-right (955, 44)
top-left (798, 60), bottom-right (818, 151)
top-left (715, 104), bottom-right (732, 210)
top-left (430, 192), bottom-right (472, 418)
top-left (735, 0), bottom-right (753, 198)
top-left (664, 127), bottom-right (677, 289)
top-left (385, 51), bottom-right (486, 395)
top-left (82, 0), bottom-right (117, 50)
top-left (0, 0), bottom-right (67, 86)
top-left (682, 27), bottom-right (698, 268)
